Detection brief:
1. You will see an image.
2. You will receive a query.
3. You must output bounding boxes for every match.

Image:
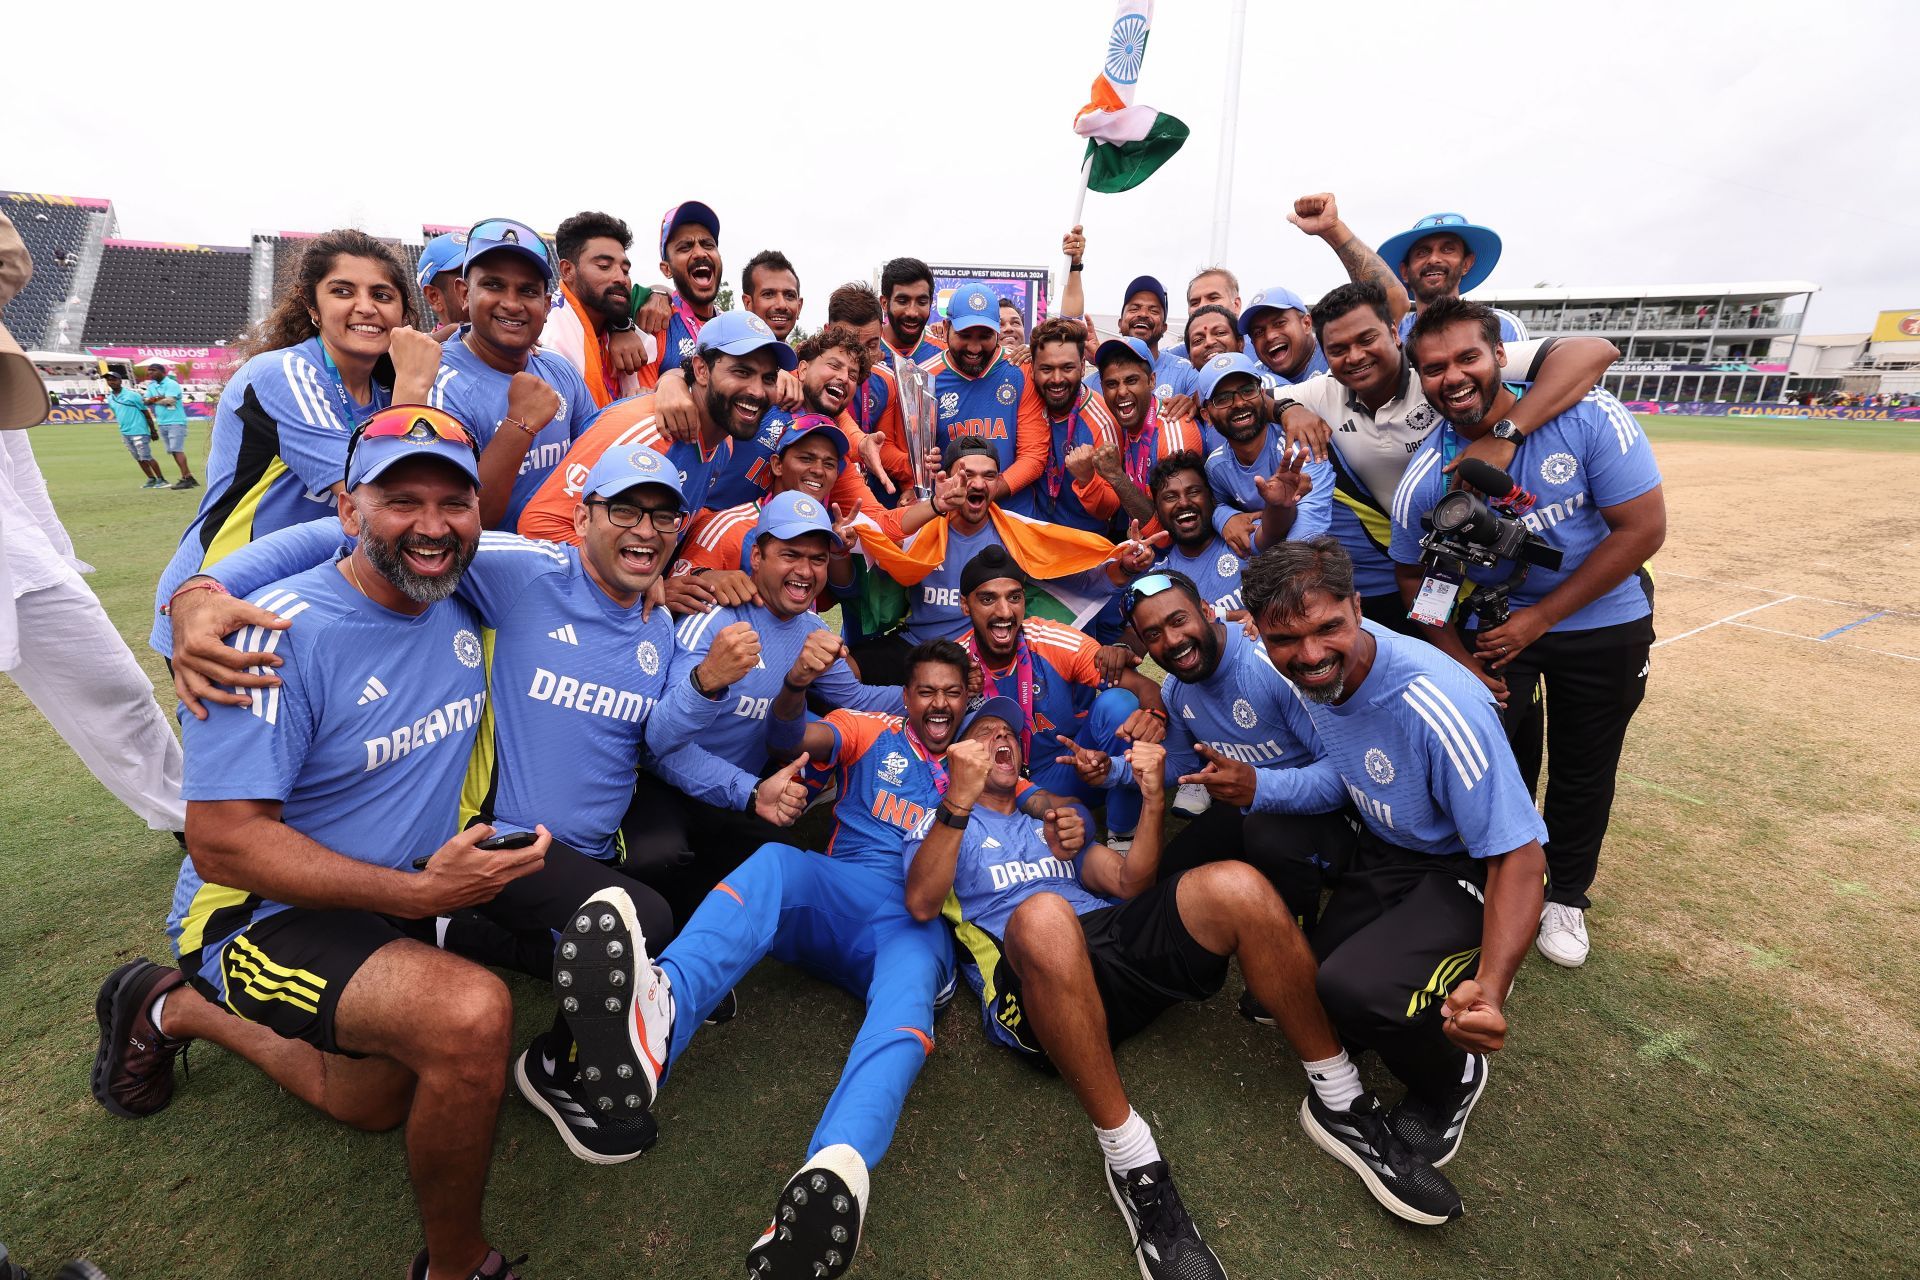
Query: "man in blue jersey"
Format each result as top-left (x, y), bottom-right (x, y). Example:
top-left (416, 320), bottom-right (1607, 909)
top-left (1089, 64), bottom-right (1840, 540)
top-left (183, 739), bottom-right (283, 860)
top-left (877, 256), bottom-right (942, 369)
top-left (638, 200), bottom-right (725, 384)
top-left (906, 702), bottom-right (1462, 1275)
top-left (1236, 538), bottom-right (1550, 1192)
top-left (91, 412), bottom-right (677, 1280)
top-left (428, 218), bottom-right (596, 531)
top-left (924, 281), bottom-right (1046, 513)
top-left (416, 231), bottom-right (470, 335)
top-left (1391, 298), bottom-right (1666, 970)
top-left (1239, 287), bottom-right (1329, 388)
top-left (1197, 353), bottom-right (1333, 554)
top-left (1270, 281), bottom-right (1621, 633)
top-left (1082, 336), bottom-right (1205, 532)
top-left (1378, 211), bottom-right (1530, 343)
top-left (1107, 274), bottom-right (1195, 399)
top-left (1147, 452), bottom-right (1249, 618)
top-left (140, 358), bottom-right (198, 489)
top-left (1029, 317), bottom-right (1121, 534)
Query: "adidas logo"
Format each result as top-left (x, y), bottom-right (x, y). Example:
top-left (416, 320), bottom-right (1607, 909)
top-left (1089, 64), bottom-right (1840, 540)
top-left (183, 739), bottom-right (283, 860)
top-left (1181, 704), bottom-right (1196, 720)
top-left (549, 624), bottom-right (580, 645)
top-left (357, 676), bottom-right (389, 706)
top-left (982, 837), bottom-right (1002, 849)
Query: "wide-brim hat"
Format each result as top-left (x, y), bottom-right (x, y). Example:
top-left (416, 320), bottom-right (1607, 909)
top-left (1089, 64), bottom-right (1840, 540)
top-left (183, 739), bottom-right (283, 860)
top-left (1378, 212), bottom-right (1502, 295)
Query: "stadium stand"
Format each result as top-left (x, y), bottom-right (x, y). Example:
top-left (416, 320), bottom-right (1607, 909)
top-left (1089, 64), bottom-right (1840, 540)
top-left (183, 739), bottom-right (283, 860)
top-left (2, 191), bottom-right (113, 349)
top-left (81, 241), bottom-right (251, 347)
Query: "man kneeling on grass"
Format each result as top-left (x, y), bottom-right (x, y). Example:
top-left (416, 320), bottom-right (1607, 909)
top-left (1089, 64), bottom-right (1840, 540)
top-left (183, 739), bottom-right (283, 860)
top-left (903, 698), bottom-right (1461, 1280)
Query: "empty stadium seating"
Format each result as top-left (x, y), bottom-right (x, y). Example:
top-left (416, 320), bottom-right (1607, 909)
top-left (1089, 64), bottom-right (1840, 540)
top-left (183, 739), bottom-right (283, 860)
top-left (82, 242), bottom-right (251, 347)
top-left (2, 192), bottom-right (102, 348)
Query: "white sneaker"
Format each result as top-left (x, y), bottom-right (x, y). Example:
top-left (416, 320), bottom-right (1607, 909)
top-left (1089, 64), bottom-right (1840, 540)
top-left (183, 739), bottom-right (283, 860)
top-left (1535, 903), bottom-right (1590, 968)
top-left (748, 1143), bottom-right (869, 1278)
top-left (1172, 782), bottom-right (1212, 818)
top-left (1105, 828), bottom-right (1134, 855)
top-left (558, 887), bottom-right (674, 1112)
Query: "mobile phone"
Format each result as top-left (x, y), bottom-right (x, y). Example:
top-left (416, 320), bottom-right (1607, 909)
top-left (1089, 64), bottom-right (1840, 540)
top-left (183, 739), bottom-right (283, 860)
top-left (412, 829), bottom-right (538, 869)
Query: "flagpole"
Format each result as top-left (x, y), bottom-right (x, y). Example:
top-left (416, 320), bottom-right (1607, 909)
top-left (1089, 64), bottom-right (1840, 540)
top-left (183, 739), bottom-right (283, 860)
top-left (1208, 0), bottom-right (1247, 264)
top-left (1058, 153), bottom-right (1093, 315)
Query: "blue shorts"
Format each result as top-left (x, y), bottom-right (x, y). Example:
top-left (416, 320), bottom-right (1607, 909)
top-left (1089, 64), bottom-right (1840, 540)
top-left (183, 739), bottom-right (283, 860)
top-left (159, 421), bottom-right (188, 452)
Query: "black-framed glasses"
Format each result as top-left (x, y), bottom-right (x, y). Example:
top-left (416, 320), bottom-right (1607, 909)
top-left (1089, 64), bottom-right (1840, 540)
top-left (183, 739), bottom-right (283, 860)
top-left (587, 499), bottom-right (686, 533)
top-left (1121, 572), bottom-right (1177, 620)
top-left (1207, 382), bottom-right (1263, 410)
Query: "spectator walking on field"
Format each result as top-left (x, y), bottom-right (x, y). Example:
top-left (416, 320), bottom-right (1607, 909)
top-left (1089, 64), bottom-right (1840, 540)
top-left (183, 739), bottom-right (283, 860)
top-left (105, 371), bottom-right (168, 488)
top-left (139, 357), bottom-right (197, 489)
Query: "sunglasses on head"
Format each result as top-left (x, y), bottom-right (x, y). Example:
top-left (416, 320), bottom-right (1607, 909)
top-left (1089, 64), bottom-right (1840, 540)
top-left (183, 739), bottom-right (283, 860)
top-left (342, 405), bottom-right (479, 486)
top-left (1121, 572), bottom-right (1178, 621)
top-left (465, 218), bottom-right (553, 264)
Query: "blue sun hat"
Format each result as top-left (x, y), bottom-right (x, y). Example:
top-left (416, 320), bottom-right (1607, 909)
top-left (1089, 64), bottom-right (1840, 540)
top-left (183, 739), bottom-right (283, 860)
top-left (1377, 213), bottom-right (1503, 295)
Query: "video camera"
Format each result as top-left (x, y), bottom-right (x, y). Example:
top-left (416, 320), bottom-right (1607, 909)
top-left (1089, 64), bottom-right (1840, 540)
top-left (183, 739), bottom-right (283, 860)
top-left (1417, 459), bottom-right (1562, 627)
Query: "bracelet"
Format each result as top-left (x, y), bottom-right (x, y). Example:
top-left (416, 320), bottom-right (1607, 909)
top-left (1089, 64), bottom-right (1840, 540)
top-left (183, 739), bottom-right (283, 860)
top-left (161, 579), bottom-right (228, 616)
top-left (499, 416), bottom-right (538, 438)
top-left (1142, 708), bottom-right (1168, 722)
top-left (782, 677), bottom-right (809, 694)
top-left (1068, 263), bottom-right (1084, 273)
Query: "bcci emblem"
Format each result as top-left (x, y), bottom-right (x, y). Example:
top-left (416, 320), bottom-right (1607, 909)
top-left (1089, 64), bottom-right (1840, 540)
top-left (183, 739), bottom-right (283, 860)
top-left (794, 498), bottom-right (818, 518)
top-left (452, 629), bottom-right (482, 669)
top-left (747, 314), bottom-right (771, 335)
top-left (636, 641), bottom-right (660, 676)
top-left (967, 292), bottom-right (987, 311)
top-left (879, 751), bottom-right (909, 785)
top-left (1210, 354), bottom-right (1234, 370)
top-left (996, 384), bottom-right (1015, 405)
top-left (1216, 553), bottom-right (1238, 579)
top-left (1540, 452), bottom-right (1579, 486)
top-left (626, 447), bottom-right (661, 474)
top-left (1365, 748), bottom-right (1396, 785)
top-left (1231, 698), bottom-right (1257, 730)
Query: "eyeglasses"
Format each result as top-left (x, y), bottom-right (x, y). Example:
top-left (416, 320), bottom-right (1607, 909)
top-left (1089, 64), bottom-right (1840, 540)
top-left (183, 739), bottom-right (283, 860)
top-left (343, 405), bottom-right (479, 485)
top-left (1207, 382), bottom-right (1263, 410)
top-left (1121, 572), bottom-right (1178, 620)
top-left (587, 499), bottom-right (687, 533)
top-left (465, 218), bottom-right (553, 264)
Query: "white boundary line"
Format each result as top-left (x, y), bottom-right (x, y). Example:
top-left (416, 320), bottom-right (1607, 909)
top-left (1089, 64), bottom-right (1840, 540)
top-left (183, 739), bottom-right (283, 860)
top-left (1652, 596), bottom-right (1797, 649)
top-left (1660, 570), bottom-right (1915, 618)
top-left (1724, 621), bottom-right (1920, 664)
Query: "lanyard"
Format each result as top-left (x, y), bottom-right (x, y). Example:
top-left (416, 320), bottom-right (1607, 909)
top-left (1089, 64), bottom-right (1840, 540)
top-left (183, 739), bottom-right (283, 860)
top-left (1043, 391), bottom-right (1096, 500)
top-left (965, 629), bottom-right (1038, 758)
top-left (902, 720), bottom-right (949, 796)
top-left (672, 294), bottom-right (707, 348)
top-left (1123, 401), bottom-right (1160, 493)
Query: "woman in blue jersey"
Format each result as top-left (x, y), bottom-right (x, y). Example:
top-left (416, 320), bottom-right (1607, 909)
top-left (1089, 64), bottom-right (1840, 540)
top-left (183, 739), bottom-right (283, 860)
top-left (149, 229), bottom-right (443, 656)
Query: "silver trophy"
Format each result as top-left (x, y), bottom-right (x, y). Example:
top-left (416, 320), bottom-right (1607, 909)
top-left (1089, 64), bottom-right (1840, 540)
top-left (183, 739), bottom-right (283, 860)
top-left (894, 356), bottom-right (938, 500)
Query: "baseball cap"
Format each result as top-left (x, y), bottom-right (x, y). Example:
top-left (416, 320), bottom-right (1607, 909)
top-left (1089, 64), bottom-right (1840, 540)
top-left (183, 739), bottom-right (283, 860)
top-left (659, 200), bottom-right (720, 260)
top-left (753, 489), bottom-right (843, 550)
top-left (696, 310), bottom-right (799, 371)
top-left (942, 435), bottom-right (999, 471)
top-left (960, 544), bottom-right (1028, 596)
top-left (462, 217), bottom-right (553, 282)
top-left (776, 413), bottom-right (848, 462)
top-left (141, 356), bottom-right (170, 369)
top-left (958, 695), bottom-right (1026, 748)
top-left (945, 282), bottom-right (1001, 333)
top-left (581, 443), bottom-right (687, 506)
top-left (416, 232), bottom-right (468, 290)
top-left (1238, 285), bottom-right (1309, 337)
top-left (1121, 274), bottom-right (1168, 312)
top-left (1195, 351), bottom-right (1265, 402)
top-left (345, 406), bottom-right (481, 490)
top-left (1093, 335), bottom-right (1154, 371)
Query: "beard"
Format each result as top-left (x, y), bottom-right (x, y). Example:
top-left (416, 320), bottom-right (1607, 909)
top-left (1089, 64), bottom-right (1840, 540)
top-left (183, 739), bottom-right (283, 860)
top-left (362, 529), bottom-right (476, 604)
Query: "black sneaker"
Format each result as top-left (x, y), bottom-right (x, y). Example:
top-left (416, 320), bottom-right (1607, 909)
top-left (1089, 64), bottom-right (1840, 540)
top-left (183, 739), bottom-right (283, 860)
top-left (1299, 1091), bottom-right (1462, 1225)
top-left (1104, 1159), bottom-right (1228, 1280)
top-left (556, 888), bottom-right (671, 1125)
top-left (704, 987), bottom-right (739, 1025)
top-left (1387, 1053), bottom-right (1487, 1167)
top-left (406, 1247), bottom-right (526, 1279)
top-left (54, 1266), bottom-right (109, 1280)
top-left (92, 959), bottom-right (190, 1118)
top-left (515, 1031), bottom-right (656, 1165)
top-left (746, 1143), bottom-right (867, 1279)
top-left (168, 478), bottom-right (195, 490)
top-left (1236, 988), bottom-right (1274, 1027)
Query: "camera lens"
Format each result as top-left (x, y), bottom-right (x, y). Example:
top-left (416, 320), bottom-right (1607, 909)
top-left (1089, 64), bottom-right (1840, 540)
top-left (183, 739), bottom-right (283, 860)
top-left (1431, 490), bottom-right (1481, 536)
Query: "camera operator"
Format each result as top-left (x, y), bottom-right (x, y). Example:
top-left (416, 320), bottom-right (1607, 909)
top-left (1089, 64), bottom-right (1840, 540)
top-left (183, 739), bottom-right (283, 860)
top-left (1388, 298), bottom-right (1665, 970)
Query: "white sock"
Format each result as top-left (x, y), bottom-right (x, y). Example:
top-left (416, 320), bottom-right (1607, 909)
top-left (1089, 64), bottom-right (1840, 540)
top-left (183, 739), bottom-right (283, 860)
top-left (1095, 1108), bottom-right (1161, 1174)
top-left (434, 916), bottom-right (452, 948)
top-left (1303, 1050), bottom-right (1364, 1110)
top-left (149, 991), bottom-right (171, 1037)
top-left (1461, 1052), bottom-right (1479, 1084)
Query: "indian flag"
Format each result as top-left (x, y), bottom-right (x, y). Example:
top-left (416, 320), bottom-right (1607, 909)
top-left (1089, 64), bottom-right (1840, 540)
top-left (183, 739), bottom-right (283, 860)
top-left (1073, 0), bottom-right (1189, 194)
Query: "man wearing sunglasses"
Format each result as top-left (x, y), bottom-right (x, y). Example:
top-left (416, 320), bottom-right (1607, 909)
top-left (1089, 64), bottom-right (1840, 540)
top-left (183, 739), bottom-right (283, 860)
top-left (1199, 353), bottom-right (1334, 559)
top-left (158, 425), bottom-right (812, 1169)
top-left (429, 219), bottom-right (597, 531)
top-left (93, 417), bottom-right (698, 1279)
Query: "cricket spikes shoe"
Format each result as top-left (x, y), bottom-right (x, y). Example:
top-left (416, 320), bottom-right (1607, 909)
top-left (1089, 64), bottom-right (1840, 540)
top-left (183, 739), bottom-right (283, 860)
top-left (554, 888), bottom-right (673, 1129)
top-left (1299, 1091), bottom-right (1463, 1226)
top-left (515, 1029), bottom-right (657, 1165)
top-left (746, 1143), bottom-right (868, 1279)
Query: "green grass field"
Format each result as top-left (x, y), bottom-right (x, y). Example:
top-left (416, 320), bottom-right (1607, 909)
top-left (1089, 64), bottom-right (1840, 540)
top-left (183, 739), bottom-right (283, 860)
top-left (2, 417), bottom-right (1917, 1279)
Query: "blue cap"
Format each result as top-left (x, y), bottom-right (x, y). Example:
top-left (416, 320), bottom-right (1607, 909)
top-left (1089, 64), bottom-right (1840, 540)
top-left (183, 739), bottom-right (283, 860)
top-left (753, 490), bottom-right (843, 550)
top-left (462, 218), bottom-right (553, 283)
top-left (1195, 351), bottom-right (1265, 403)
top-left (346, 415), bottom-right (481, 491)
top-left (959, 695), bottom-right (1026, 749)
top-left (581, 443), bottom-right (687, 504)
top-left (1377, 213), bottom-right (1502, 295)
top-left (696, 310), bottom-right (799, 371)
top-left (1121, 274), bottom-right (1168, 312)
top-left (945, 282), bottom-right (1001, 332)
top-left (416, 233), bottom-right (467, 291)
top-left (777, 413), bottom-right (848, 462)
top-left (1238, 285), bottom-right (1309, 336)
top-left (659, 200), bottom-right (720, 260)
top-left (1093, 335), bottom-right (1154, 371)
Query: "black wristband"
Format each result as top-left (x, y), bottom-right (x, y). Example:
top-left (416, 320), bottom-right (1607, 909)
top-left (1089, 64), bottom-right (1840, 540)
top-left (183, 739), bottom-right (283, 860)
top-left (1068, 263), bottom-right (1084, 273)
top-left (935, 802), bottom-right (971, 830)
top-left (782, 677), bottom-right (808, 695)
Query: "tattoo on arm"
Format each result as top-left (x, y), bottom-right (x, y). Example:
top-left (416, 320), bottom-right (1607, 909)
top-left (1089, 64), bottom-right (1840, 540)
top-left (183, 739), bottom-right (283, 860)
top-left (1333, 234), bottom-right (1399, 296)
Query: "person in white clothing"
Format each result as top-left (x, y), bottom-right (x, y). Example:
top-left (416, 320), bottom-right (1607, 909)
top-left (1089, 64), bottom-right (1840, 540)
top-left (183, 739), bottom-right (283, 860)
top-left (0, 210), bottom-right (184, 833)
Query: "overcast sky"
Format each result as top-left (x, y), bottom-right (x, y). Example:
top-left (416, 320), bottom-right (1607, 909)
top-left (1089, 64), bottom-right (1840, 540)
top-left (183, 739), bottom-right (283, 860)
top-left (11, 0), bottom-right (1915, 334)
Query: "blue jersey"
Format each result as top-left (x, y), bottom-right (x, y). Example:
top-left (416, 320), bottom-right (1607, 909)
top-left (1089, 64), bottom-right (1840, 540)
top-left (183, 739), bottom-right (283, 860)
top-left (1258, 345), bottom-right (1330, 388)
top-left (1155, 535), bottom-right (1247, 616)
top-left (881, 334), bottom-right (942, 370)
top-left (1388, 390), bottom-right (1662, 632)
top-left (670, 602), bottom-right (902, 785)
top-left (1202, 435), bottom-right (1335, 542)
top-left (109, 387), bottom-right (151, 436)
top-left (926, 349), bottom-right (1038, 516)
top-left (170, 565), bottom-right (487, 969)
top-left (428, 332), bottom-right (595, 529)
top-left (705, 406), bottom-right (791, 511)
top-left (150, 338), bottom-right (386, 657)
top-left (1256, 622), bottom-right (1548, 858)
top-left (804, 709), bottom-right (950, 884)
top-left (1082, 346), bottom-right (1194, 403)
top-left (1030, 387), bottom-right (1118, 535)
top-left (903, 519), bottom-right (1002, 644)
top-left (144, 375), bottom-right (190, 425)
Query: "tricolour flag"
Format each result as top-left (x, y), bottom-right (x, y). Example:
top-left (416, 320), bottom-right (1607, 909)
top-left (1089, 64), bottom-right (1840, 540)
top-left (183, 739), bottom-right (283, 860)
top-left (1073, 0), bottom-right (1189, 194)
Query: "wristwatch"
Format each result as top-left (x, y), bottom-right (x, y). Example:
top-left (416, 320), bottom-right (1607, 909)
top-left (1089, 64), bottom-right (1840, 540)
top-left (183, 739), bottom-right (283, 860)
top-left (1488, 419), bottom-right (1522, 442)
top-left (934, 802), bottom-right (971, 830)
top-left (690, 666), bottom-right (729, 701)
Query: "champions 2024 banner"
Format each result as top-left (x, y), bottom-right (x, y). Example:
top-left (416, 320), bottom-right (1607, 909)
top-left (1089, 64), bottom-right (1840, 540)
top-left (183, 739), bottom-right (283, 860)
top-left (1625, 401), bottom-right (1920, 422)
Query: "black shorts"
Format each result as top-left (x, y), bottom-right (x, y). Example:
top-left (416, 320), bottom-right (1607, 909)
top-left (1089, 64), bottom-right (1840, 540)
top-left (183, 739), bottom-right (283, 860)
top-left (189, 908), bottom-right (430, 1056)
top-left (993, 872), bottom-right (1229, 1060)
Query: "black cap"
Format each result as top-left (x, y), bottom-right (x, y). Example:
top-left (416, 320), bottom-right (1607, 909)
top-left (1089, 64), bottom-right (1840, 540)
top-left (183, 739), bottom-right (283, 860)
top-left (942, 436), bottom-right (1000, 471)
top-left (960, 544), bottom-right (1027, 597)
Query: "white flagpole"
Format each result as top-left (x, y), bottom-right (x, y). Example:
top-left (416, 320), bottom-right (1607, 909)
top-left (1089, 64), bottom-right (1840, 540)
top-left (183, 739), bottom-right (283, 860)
top-left (1057, 153), bottom-right (1094, 314)
top-left (1208, 0), bottom-right (1248, 264)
